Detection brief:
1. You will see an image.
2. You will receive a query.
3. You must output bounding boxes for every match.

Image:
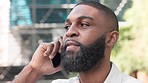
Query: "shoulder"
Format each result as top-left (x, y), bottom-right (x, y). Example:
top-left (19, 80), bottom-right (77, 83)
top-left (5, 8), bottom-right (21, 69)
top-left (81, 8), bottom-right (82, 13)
top-left (51, 76), bottom-right (79, 83)
top-left (105, 62), bottom-right (142, 83)
top-left (122, 73), bottom-right (142, 83)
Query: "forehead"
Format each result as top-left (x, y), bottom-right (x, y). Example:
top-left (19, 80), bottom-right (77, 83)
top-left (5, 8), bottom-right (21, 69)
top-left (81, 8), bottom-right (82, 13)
top-left (66, 5), bottom-right (104, 21)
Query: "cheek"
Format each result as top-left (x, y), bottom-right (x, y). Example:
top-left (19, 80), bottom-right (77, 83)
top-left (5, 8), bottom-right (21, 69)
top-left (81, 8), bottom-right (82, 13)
top-left (79, 31), bottom-right (101, 46)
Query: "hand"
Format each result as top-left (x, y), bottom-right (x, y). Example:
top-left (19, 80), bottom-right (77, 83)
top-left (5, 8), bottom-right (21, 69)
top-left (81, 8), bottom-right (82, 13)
top-left (28, 36), bottom-right (63, 75)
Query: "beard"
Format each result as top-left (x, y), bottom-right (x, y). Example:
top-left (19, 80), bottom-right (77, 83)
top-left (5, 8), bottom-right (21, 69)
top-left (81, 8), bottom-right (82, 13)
top-left (61, 35), bottom-right (106, 72)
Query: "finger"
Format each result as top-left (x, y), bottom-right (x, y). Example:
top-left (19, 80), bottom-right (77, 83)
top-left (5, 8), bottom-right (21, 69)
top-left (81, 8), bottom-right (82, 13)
top-left (58, 36), bottom-right (64, 53)
top-left (50, 40), bottom-right (60, 59)
top-left (46, 65), bottom-right (63, 75)
top-left (55, 65), bottom-right (63, 72)
top-left (44, 43), bottom-right (54, 57)
top-left (34, 43), bottom-right (49, 56)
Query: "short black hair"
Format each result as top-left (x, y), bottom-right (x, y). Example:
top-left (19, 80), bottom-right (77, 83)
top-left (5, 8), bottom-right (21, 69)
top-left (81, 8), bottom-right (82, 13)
top-left (75, 1), bottom-right (119, 32)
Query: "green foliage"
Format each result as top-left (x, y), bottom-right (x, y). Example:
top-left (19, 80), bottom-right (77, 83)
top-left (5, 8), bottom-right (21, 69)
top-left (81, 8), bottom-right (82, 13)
top-left (112, 26), bottom-right (134, 58)
top-left (112, 0), bottom-right (148, 74)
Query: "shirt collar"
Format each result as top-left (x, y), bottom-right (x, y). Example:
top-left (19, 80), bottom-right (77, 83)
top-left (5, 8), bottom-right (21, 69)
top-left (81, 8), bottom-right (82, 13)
top-left (76, 62), bottom-right (122, 83)
top-left (104, 63), bottom-right (122, 83)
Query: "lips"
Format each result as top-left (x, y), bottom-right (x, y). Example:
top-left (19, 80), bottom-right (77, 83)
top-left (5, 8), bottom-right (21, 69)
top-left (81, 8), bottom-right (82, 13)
top-left (65, 40), bottom-right (80, 51)
top-left (66, 40), bottom-right (80, 46)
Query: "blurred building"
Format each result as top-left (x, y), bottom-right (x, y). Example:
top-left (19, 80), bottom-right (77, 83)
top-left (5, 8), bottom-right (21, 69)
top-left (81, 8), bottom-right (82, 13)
top-left (10, 0), bottom-right (80, 66)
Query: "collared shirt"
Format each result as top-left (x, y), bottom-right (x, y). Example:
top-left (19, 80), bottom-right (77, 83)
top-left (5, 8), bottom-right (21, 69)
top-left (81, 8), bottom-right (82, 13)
top-left (51, 63), bottom-right (142, 83)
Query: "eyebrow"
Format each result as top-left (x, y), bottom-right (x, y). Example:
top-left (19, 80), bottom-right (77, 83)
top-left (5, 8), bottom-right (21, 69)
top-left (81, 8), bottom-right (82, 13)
top-left (78, 16), bottom-right (94, 21)
top-left (65, 16), bottom-right (94, 23)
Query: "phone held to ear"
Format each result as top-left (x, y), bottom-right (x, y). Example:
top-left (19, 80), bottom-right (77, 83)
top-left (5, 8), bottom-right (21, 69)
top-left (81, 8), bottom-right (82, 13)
top-left (52, 52), bottom-right (61, 67)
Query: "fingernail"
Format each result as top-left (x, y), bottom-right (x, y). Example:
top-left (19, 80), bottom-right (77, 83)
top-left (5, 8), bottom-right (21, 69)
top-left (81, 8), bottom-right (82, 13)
top-left (49, 55), bottom-right (53, 59)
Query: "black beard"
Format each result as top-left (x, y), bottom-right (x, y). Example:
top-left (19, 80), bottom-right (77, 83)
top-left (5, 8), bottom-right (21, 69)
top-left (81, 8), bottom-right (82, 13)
top-left (61, 35), bottom-right (106, 72)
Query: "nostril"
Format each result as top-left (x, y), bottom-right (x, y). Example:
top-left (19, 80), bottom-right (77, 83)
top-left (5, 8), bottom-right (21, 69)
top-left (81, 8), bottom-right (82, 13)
top-left (66, 32), bottom-right (78, 37)
top-left (65, 26), bottom-right (79, 37)
top-left (71, 33), bottom-right (77, 37)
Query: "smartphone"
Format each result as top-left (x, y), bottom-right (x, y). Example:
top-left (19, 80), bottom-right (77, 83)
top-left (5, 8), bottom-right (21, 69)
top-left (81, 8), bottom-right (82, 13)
top-left (52, 52), bottom-right (61, 67)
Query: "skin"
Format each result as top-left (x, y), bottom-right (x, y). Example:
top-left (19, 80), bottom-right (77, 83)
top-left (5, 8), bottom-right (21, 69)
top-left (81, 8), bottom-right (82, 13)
top-left (12, 5), bottom-right (118, 83)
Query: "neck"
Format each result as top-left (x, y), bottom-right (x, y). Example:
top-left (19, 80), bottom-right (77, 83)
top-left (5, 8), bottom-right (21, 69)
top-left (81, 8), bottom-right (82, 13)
top-left (79, 60), bottom-right (111, 83)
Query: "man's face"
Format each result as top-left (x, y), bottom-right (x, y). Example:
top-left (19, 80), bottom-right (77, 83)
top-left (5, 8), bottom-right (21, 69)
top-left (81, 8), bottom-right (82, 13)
top-left (61, 5), bottom-right (107, 72)
top-left (61, 35), bottom-right (106, 72)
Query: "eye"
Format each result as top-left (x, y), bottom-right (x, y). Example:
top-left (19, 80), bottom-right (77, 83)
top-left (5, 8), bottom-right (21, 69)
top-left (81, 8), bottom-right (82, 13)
top-left (64, 25), bottom-right (70, 30)
top-left (79, 23), bottom-right (90, 27)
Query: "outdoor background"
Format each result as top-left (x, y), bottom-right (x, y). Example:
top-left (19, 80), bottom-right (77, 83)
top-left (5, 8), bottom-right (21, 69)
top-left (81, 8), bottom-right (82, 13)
top-left (0, 0), bottom-right (148, 83)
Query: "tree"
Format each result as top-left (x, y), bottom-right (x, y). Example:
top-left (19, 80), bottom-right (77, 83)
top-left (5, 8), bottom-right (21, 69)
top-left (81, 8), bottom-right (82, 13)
top-left (112, 0), bottom-right (148, 75)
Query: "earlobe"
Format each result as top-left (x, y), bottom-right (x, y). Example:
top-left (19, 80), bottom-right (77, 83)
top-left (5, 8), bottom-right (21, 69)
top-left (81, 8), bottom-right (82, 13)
top-left (105, 31), bottom-right (119, 47)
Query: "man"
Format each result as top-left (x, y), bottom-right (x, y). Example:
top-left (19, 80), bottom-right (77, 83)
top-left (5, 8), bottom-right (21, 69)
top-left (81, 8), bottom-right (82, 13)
top-left (12, 1), bottom-right (141, 83)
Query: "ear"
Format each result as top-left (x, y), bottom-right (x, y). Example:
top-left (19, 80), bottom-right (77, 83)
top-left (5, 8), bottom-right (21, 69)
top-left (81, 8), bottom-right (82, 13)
top-left (105, 31), bottom-right (119, 47)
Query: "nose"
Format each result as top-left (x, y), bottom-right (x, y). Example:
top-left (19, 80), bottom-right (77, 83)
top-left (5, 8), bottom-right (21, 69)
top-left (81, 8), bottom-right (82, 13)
top-left (65, 26), bottom-right (79, 38)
